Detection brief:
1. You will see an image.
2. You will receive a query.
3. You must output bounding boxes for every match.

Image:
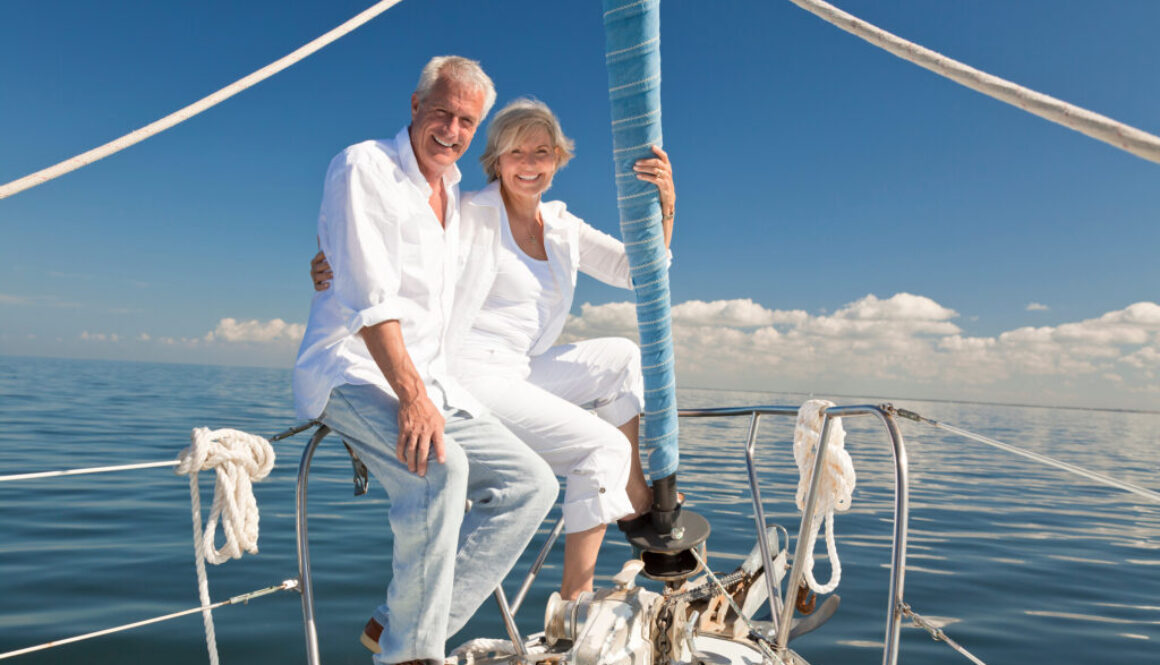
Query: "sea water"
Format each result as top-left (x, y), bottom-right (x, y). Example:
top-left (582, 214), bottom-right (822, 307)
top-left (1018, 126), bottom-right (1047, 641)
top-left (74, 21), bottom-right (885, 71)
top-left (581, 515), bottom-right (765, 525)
top-left (0, 355), bottom-right (1157, 664)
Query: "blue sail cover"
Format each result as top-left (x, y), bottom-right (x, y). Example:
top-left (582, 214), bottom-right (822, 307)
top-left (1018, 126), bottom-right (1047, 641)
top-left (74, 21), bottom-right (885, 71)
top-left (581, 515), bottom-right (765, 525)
top-left (602, 0), bottom-right (678, 481)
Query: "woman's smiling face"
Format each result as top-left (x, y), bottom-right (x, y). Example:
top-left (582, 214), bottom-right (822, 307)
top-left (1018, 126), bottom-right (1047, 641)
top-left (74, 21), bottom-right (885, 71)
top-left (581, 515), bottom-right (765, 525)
top-left (495, 126), bottom-right (558, 200)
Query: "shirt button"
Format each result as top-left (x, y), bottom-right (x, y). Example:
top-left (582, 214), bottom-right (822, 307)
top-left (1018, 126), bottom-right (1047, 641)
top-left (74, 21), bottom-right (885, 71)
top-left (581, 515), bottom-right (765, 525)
top-left (599, 487), bottom-right (606, 494)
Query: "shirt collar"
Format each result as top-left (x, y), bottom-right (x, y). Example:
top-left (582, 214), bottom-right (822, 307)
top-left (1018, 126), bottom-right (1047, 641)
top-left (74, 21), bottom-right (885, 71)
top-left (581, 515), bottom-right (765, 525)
top-left (540, 199), bottom-right (567, 235)
top-left (471, 180), bottom-right (504, 208)
top-left (471, 181), bottom-right (565, 240)
top-left (395, 126), bottom-right (462, 197)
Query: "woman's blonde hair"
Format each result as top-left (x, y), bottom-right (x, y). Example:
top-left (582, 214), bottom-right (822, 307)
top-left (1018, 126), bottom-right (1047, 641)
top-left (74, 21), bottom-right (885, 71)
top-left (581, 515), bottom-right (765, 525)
top-left (480, 98), bottom-right (575, 182)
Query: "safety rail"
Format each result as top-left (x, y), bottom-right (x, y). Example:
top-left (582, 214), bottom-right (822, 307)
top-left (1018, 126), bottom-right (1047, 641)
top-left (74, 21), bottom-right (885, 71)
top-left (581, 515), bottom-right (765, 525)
top-left (293, 424), bottom-right (566, 665)
top-left (675, 405), bottom-right (910, 665)
top-left (0, 405), bottom-right (917, 665)
top-left (292, 403), bottom-right (913, 665)
top-left (0, 421), bottom-right (313, 663)
top-left (10, 401), bottom-right (1156, 664)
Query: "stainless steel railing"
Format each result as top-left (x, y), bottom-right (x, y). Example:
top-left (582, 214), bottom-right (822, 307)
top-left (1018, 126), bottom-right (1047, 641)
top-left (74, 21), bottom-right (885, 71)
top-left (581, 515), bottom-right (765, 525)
top-left (675, 405), bottom-right (909, 665)
top-left (293, 404), bottom-right (913, 665)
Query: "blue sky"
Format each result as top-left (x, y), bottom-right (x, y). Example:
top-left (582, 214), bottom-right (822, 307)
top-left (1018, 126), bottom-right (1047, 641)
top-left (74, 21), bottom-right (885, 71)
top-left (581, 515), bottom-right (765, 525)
top-left (2, 0), bottom-right (1158, 410)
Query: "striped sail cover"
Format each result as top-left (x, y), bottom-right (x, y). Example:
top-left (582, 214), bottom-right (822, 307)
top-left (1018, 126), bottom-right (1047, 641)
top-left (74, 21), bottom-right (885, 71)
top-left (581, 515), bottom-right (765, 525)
top-left (602, 0), bottom-right (678, 481)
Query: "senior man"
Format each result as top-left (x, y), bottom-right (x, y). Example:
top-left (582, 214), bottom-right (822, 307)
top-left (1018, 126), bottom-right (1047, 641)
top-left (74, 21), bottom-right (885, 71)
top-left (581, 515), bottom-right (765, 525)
top-left (293, 56), bottom-right (558, 665)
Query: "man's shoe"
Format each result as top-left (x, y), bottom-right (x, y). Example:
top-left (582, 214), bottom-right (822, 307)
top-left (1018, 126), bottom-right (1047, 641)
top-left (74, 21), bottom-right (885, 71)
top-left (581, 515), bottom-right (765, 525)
top-left (360, 617), bottom-right (383, 654)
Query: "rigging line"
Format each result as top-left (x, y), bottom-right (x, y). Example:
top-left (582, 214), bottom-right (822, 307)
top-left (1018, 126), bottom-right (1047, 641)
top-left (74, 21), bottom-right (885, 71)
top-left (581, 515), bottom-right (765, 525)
top-left (687, 547), bottom-right (782, 664)
top-left (891, 407), bottom-right (1160, 505)
top-left (900, 603), bottom-right (988, 665)
top-left (0, 579), bottom-right (298, 661)
top-left (0, 423), bottom-right (314, 483)
top-left (0, 459), bottom-right (178, 483)
top-left (786, 0), bottom-right (1160, 165)
top-left (0, 0), bottom-right (406, 201)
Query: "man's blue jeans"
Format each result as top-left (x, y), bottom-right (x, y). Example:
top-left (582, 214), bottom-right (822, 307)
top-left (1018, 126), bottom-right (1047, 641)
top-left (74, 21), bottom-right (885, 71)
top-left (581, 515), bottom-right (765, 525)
top-left (321, 383), bottom-right (559, 665)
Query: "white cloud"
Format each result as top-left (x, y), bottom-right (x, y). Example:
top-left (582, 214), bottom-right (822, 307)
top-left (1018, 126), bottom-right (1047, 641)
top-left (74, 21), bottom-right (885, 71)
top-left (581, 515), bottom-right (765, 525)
top-left (1026, 302), bottom-right (1049, 311)
top-left (796, 293), bottom-right (961, 339)
top-left (204, 318), bottom-right (306, 344)
top-left (1121, 346), bottom-right (1160, 370)
top-left (671, 299), bottom-right (775, 327)
top-left (835, 293), bottom-right (956, 322)
top-left (0, 293), bottom-right (89, 309)
top-left (72, 318), bottom-right (306, 352)
top-left (559, 302), bottom-right (639, 342)
top-left (560, 295), bottom-right (1160, 409)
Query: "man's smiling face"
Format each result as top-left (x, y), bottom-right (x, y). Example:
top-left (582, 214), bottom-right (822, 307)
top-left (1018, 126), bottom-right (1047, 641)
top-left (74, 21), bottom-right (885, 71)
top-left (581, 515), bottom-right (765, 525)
top-left (410, 77), bottom-right (486, 181)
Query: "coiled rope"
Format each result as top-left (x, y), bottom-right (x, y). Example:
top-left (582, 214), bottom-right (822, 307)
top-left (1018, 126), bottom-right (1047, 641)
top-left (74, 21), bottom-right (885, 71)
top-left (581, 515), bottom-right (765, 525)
top-left (450, 638), bottom-right (556, 665)
top-left (787, 0), bottom-right (1160, 164)
top-left (793, 400), bottom-right (855, 595)
top-left (0, 0), bottom-right (405, 201)
top-left (175, 427), bottom-right (275, 665)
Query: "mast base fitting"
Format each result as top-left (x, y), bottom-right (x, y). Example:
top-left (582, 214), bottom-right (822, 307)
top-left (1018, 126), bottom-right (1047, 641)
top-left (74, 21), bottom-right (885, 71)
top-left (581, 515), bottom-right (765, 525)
top-left (623, 475), bottom-right (711, 582)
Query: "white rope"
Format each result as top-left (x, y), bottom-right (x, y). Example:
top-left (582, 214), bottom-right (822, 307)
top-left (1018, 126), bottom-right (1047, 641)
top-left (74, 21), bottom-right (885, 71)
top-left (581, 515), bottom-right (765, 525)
top-left (0, 459), bottom-right (177, 483)
top-left (451, 638), bottom-right (517, 665)
top-left (786, 0), bottom-right (1160, 165)
top-left (793, 400), bottom-right (855, 595)
top-left (900, 603), bottom-right (988, 665)
top-left (450, 637), bottom-right (559, 665)
top-left (930, 419), bottom-right (1160, 505)
top-left (0, 0), bottom-right (405, 201)
top-left (175, 427), bottom-right (275, 665)
top-left (0, 423), bottom-right (311, 483)
top-left (0, 580), bottom-right (296, 662)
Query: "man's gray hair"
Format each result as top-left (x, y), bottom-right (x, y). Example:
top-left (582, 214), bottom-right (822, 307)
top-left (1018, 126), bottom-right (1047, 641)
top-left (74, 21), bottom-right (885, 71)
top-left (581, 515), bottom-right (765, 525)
top-left (415, 55), bottom-right (497, 119)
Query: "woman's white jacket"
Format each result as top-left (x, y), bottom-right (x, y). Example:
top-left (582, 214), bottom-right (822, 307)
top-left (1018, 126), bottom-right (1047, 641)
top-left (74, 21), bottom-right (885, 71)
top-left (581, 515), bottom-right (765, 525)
top-left (446, 181), bottom-right (634, 362)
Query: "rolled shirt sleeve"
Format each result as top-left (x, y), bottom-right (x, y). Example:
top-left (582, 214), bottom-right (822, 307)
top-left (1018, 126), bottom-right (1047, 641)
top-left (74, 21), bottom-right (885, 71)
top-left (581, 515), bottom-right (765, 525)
top-left (575, 215), bottom-right (672, 290)
top-left (319, 147), bottom-right (417, 334)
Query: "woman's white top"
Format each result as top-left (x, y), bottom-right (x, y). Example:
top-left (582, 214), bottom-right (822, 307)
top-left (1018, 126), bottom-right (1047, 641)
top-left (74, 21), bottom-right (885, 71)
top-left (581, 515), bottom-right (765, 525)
top-left (447, 182), bottom-right (637, 369)
top-left (458, 205), bottom-right (563, 372)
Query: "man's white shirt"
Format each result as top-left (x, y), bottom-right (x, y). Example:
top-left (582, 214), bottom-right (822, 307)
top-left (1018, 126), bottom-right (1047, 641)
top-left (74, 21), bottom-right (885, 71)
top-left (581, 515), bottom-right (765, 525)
top-left (293, 127), bottom-right (483, 420)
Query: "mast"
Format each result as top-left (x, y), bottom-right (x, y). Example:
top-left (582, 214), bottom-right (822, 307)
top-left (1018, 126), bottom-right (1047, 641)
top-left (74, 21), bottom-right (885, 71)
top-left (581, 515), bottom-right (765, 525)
top-left (603, 0), bottom-right (707, 578)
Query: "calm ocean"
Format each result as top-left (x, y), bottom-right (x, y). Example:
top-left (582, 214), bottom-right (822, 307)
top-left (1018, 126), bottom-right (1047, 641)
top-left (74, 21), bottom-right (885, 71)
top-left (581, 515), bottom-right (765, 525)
top-left (1, 355), bottom-right (1157, 664)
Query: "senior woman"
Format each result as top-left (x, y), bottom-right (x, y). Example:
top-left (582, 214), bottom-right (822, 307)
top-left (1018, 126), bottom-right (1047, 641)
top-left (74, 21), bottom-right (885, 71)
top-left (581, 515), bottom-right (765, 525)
top-left (312, 98), bottom-right (676, 600)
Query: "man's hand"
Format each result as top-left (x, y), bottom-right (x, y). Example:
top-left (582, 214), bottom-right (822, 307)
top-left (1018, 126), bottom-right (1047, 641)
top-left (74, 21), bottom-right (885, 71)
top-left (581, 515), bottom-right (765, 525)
top-left (311, 250), bottom-right (333, 291)
top-left (360, 320), bottom-right (446, 477)
top-left (396, 393), bottom-right (446, 477)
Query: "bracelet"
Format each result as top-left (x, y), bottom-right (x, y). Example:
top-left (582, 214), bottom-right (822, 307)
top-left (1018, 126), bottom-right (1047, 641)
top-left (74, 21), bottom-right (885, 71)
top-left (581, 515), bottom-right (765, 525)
top-left (662, 210), bottom-right (675, 220)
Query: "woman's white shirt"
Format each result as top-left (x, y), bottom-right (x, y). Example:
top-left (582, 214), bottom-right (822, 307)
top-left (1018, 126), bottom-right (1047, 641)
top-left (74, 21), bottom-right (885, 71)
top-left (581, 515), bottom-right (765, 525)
top-left (447, 181), bottom-right (637, 370)
top-left (457, 205), bottom-right (563, 374)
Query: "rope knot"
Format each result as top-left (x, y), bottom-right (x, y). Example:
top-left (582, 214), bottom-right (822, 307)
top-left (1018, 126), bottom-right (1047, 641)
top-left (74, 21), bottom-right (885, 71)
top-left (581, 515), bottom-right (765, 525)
top-left (174, 426), bottom-right (276, 665)
top-left (176, 427), bottom-right (275, 564)
top-left (793, 400), bottom-right (856, 595)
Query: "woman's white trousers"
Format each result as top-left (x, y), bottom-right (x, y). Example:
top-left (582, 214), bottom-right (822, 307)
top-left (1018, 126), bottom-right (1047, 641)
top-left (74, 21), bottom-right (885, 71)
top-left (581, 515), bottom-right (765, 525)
top-left (457, 337), bottom-right (644, 533)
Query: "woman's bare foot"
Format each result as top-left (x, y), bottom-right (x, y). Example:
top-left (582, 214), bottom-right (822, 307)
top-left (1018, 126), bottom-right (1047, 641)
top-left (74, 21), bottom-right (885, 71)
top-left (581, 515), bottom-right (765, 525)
top-left (626, 480), bottom-right (652, 517)
top-left (618, 416), bottom-right (651, 517)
